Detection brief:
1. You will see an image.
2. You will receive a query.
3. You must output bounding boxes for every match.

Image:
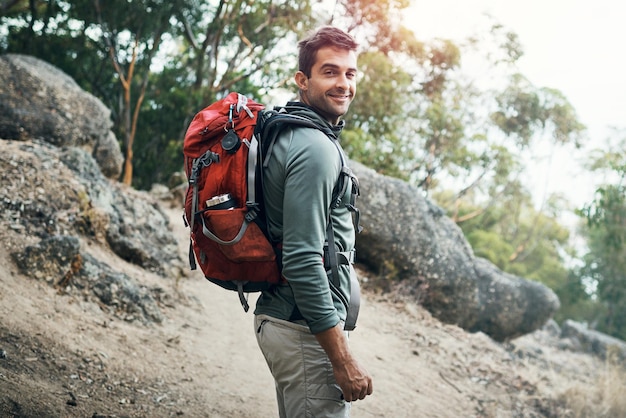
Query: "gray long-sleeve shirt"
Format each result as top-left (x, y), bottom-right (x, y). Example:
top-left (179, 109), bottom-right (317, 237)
top-left (253, 105), bottom-right (356, 334)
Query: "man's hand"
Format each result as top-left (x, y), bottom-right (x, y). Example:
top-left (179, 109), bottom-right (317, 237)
top-left (314, 324), bottom-right (373, 402)
top-left (333, 355), bottom-right (373, 402)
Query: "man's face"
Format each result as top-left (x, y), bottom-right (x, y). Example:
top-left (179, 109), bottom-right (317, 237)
top-left (295, 46), bottom-right (358, 125)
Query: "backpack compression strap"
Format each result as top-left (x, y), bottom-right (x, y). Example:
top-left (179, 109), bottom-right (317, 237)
top-left (325, 220), bottom-right (360, 331)
top-left (187, 150), bottom-right (221, 270)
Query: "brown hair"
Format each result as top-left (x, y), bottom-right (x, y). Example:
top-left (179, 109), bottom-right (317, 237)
top-left (297, 26), bottom-right (358, 77)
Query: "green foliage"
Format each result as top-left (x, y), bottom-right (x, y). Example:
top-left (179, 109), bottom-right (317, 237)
top-left (415, 97), bottom-right (471, 188)
top-left (134, 0), bottom-right (321, 188)
top-left (579, 222), bottom-right (626, 339)
top-left (131, 65), bottom-right (194, 190)
top-left (336, 0), bottom-right (413, 54)
top-left (175, 0), bottom-right (317, 100)
top-left (342, 50), bottom-right (414, 179)
top-left (465, 229), bottom-right (515, 267)
top-left (341, 29), bottom-right (468, 189)
top-left (575, 132), bottom-right (626, 339)
top-left (491, 74), bottom-right (585, 148)
top-left (420, 39), bottom-right (460, 99)
top-left (447, 188), bottom-right (572, 289)
top-left (2, 1), bottom-right (112, 93)
top-left (582, 185), bottom-right (626, 339)
top-left (582, 185), bottom-right (626, 249)
top-left (551, 269), bottom-right (599, 325)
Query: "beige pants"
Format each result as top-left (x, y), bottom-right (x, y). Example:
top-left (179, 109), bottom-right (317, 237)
top-left (254, 314), bottom-right (350, 418)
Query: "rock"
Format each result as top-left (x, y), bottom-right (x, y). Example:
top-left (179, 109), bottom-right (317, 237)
top-left (83, 254), bottom-right (164, 324)
top-left (472, 258), bottom-right (560, 340)
top-left (0, 54), bottom-right (124, 179)
top-left (1, 140), bottom-right (185, 279)
top-left (351, 161), bottom-right (560, 341)
top-left (561, 320), bottom-right (626, 362)
top-left (11, 235), bottom-right (164, 324)
top-left (11, 235), bottom-right (80, 284)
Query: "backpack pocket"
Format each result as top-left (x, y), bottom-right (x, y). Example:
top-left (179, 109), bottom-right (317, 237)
top-left (199, 208), bottom-right (276, 263)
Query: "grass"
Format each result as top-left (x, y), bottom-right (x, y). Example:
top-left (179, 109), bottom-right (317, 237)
top-left (558, 348), bottom-right (626, 417)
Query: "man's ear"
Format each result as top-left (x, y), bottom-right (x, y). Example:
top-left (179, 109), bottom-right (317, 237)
top-left (294, 71), bottom-right (308, 91)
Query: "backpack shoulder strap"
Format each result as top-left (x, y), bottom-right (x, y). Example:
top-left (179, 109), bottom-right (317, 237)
top-left (256, 109), bottom-right (326, 167)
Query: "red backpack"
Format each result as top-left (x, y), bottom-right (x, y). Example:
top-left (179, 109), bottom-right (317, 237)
top-left (183, 92), bottom-right (361, 328)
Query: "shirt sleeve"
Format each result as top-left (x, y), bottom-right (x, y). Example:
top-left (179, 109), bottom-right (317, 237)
top-left (280, 127), bottom-right (343, 333)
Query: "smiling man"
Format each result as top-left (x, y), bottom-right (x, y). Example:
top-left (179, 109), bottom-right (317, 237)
top-left (254, 26), bottom-right (373, 417)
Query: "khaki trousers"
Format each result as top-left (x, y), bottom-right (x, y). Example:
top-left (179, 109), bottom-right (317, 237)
top-left (254, 314), bottom-right (350, 418)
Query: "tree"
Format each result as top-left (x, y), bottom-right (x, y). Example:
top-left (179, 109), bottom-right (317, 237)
top-left (331, 10), bottom-right (586, 292)
top-left (175, 0), bottom-right (318, 103)
top-left (87, 0), bottom-right (182, 185)
top-left (1, 0), bottom-right (323, 188)
top-left (1, 0), bottom-right (185, 185)
top-left (130, 0), bottom-right (322, 189)
top-left (1, 0), bottom-right (110, 93)
top-left (341, 50), bottom-right (416, 179)
top-left (577, 131), bottom-right (626, 338)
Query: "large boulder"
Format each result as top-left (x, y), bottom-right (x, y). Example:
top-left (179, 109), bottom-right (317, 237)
top-left (472, 258), bottom-right (560, 341)
top-left (352, 162), bottom-right (560, 341)
top-left (0, 54), bottom-right (123, 179)
top-left (1, 140), bottom-right (185, 279)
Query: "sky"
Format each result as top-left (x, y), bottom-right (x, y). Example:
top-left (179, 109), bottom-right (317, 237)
top-left (404, 0), bottom-right (626, 212)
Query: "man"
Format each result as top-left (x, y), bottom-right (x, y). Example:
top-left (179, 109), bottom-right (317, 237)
top-left (254, 26), bottom-right (373, 417)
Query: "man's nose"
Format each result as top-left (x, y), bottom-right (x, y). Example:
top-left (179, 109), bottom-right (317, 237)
top-left (336, 74), bottom-right (351, 90)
